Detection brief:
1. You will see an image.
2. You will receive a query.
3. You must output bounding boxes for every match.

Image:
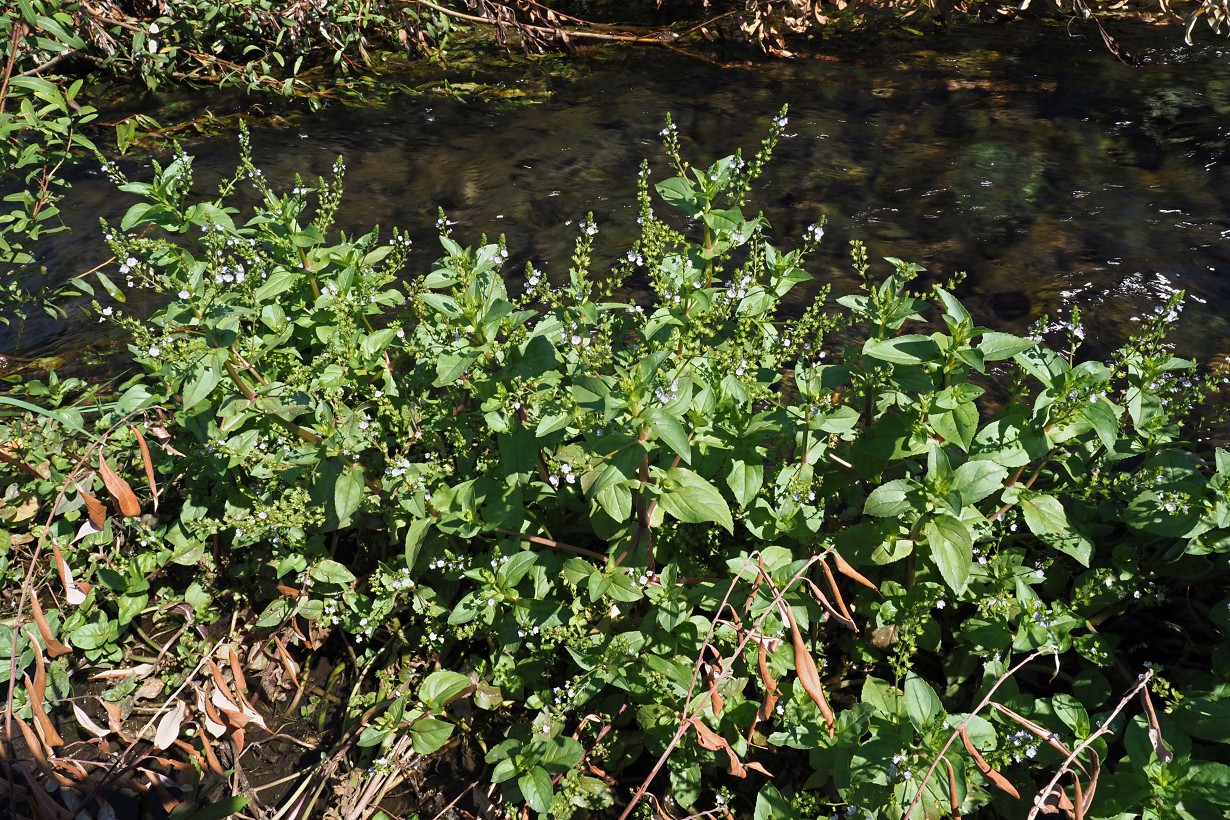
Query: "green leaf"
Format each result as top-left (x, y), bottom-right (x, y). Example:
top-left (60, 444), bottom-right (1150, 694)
top-left (924, 515), bottom-right (972, 594)
top-left (535, 411), bottom-right (570, 438)
top-left (403, 518), bottom-right (432, 570)
top-left (644, 408), bottom-right (690, 463)
top-left (182, 349), bottom-right (227, 411)
top-left (929, 403), bottom-right (978, 451)
top-left (978, 331), bottom-right (1036, 361)
top-left (254, 269), bottom-right (299, 302)
top-left (333, 465), bottom-right (365, 527)
top-left (409, 716), bottom-right (454, 754)
top-left (1020, 493), bottom-right (1093, 565)
top-left (309, 559), bottom-right (356, 586)
top-left (434, 352), bottom-right (478, 387)
top-left (864, 478), bottom-right (919, 518)
top-left (419, 670), bottom-right (472, 710)
top-left (754, 783), bottom-right (796, 820)
top-left (702, 206), bottom-right (744, 235)
top-left (950, 460), bottom-right (1008, 506)
top-left (726, 458), bottom-right (763, 508)
top-left (361, 328), bottom-right (399, 359)
top-left (655, 177), bottom-right (703, 216)
top-left (863, 334), bottom-right (942, 365)
top-left (904, 673), bottom-right (943, 731)
top-left (657, 468), bottom-right (733, 533)
top-left (518, 766), bottom-right (554, 814)
top-left (539, 736), bottom-right (585, 773)
top-left (180, 796), bottom-right (250, 820)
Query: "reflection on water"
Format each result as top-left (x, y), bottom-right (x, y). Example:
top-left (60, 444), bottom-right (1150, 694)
top-left (8, 21), bottom-right (1230, 368)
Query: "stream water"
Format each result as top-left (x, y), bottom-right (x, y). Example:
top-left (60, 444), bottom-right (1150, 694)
top-left (6, 19), bottom-right (1230, 369)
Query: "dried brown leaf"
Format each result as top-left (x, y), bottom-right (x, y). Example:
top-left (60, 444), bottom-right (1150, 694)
top-left (945, 757), bottom-right (961, 818)
top-left (1038, 783), bottom-right (1075, 816)
top-left (99, 452), bottom-right (141, 518)
top-left (1139, 687), bottom-right (1174, 763)
top-left (961, 726), bottom-right (1020, 798)
top-left (692, 718), bottom-right (749, 778)
top-left (782, 601), bottom-right (835, 735)
top-left (79, 485), bottom-right (107, 530)
top-left (831, 549), bottom-right (880, 593)
top-left (72, 700), bottom-right (112, 739)
top-left (153, 699), bottom-right (187, 750)
top-left (25, 662), bottom-right (64, 749)
top-left (28, 593), bottom-right (73, 657)
top-left (198, 728), bottom-right (227, 777)
top-left (129, 423), bottom-right (160, 510)
top-left (51, 538), bottom-right (88, 605)
top-left (819, 557), bottom-right (858, 632)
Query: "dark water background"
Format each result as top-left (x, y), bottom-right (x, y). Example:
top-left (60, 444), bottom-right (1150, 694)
top-left (7, 19), bottom-right (1230, 368)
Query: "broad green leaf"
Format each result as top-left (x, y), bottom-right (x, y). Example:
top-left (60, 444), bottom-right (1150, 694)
top-left (539, 736), bottom-right (585, 772)
top-left (535, 411), bottom-right (570, 437)
top-left (863, 334), bottom-right (942, 365)
top-left (181, 349), bottom-right (227, 411)
top-left (360, 328), bottom-right (399, 359)
top-left (950, 460), bottom-right (1008, 506)
top-left (333, 465), bottom-right (365, 526)
top-left (1020, 493), bottom-right (1093, 565)
top-left (904, 673), bottom-right (943, 731)
top-left (309, 559), bottom-right (356, 586)
top-left (519, 766), bottom-right (554, 814)
top-left (655, 177), bottom-right (703, 216)
top-left (924, 515), bottom-right (972, 594)
top-left (253, 269), bottom-right (299, 302)
top-left (864, 478), bottom-right (919, 518)
top-left (434, 352), bottom-right (478, 386)
top-left (726, 458), bottom-right (763, 508)
top-left (657, 468), bottom-right (733, 533)
top-left (754, 783), bottom-right (796, 820)
top-left (978, 331), bottom-right (1036, 361)
top-left (403, 518), bottom-right (432, 570)
top-left (929, 403), bottom-right (978, 451)
top-left (419, 670), bottom-right (472, 710)
top-left (409, 716), bottom-right (454, 754)
top-left (644, 408), bottom-right (690, 463)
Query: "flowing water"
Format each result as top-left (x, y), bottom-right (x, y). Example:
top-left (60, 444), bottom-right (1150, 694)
top-left (7, 19), bottom-right (1230, 369)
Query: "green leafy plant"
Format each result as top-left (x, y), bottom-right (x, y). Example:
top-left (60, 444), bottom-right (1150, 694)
top-left (6, 108), bottom-right (1229, 818)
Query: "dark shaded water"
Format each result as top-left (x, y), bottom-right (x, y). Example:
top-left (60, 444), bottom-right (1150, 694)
top-left (7, 19), bottom-right (1230, 366)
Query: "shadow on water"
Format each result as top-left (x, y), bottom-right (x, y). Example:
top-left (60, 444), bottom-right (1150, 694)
top-left (8, 19), bottom-right (1230, 369)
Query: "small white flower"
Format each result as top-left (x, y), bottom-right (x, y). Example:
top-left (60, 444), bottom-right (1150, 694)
top-left (148, 346), bottom-right (160, 356)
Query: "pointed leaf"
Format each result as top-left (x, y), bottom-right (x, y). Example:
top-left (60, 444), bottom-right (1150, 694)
top-left (657, 468), bottom-right (733, 533)
top-left (99, 453), bottom-right (141, 518)
top-left (924, 515), bottom-right (972, 594)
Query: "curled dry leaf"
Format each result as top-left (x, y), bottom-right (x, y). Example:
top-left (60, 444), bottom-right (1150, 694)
top-left (831, 549), bottom-right (880, 593)
top-left (197, 687), bottom-right (227, 738)
top-left (197, 728), bottom-right (228, 778)
top-left (691, 717), bottom-right (772, 779)
top-left (51, 539), bottom-right (89, 605)
top-left (89, 663), bottom-right (156, 680)
top-left (1139, 687), bottom-right (1174, 763)
top-left (28, 593), bottom-right (73, 658)
top-left (78, 485), bottom-right (107, 530)
top-left (25, 667), bottom-right (65, 749)
top-left (98, 452), bottom-right (141, 518)
top-left (945, 756), bottom-right (961, 817)
top-left (1037, 783), bottom-right (1076, 816)
top-left (129, 423), bottom-right (160, 510)
top-left (153, 699), bottom-right (187, 750)
top-left (72, 701), bottom-right (112, 739)
top-left (960, 726), bottom-right (1021, 799)
top-left (818, 558), bottom-right (858, 632)
top-left (781, 600), bottom-right (835, 736)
